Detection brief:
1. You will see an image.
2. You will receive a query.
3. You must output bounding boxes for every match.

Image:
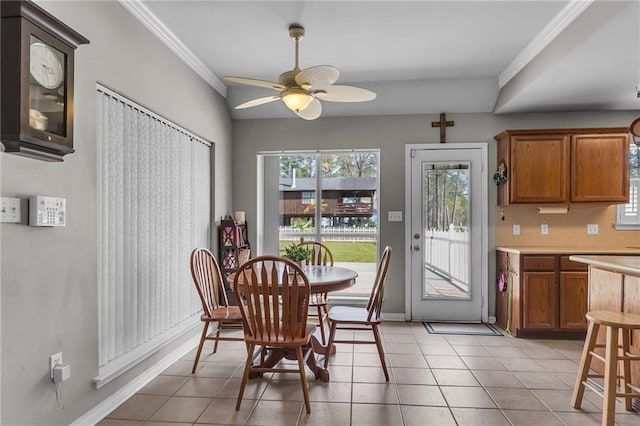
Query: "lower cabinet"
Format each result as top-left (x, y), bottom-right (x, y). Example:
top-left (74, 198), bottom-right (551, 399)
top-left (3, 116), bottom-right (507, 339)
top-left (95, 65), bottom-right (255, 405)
top-left (496, 250), bottom-right (588, 337)
top-left (559, 271), bottom-right (588, 329)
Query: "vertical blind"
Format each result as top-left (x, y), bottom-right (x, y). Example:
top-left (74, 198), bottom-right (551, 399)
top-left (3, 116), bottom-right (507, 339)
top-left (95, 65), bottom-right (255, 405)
top-left (96, 85), bottom-right (210, 384)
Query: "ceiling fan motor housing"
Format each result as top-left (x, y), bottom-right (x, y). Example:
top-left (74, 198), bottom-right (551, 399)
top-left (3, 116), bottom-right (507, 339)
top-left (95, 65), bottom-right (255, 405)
top-left (288, 24), bottom-right (305, 40)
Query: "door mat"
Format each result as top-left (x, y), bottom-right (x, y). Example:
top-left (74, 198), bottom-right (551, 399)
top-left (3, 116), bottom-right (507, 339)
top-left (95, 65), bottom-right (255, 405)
top-left (423, 322), bottom-right (503, 336)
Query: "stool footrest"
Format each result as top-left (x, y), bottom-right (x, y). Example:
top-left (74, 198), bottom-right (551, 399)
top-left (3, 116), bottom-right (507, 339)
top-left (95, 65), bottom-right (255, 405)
top-left (582, 381), bottom-right (604, 398)
top-left (589, 351), bottom-right (606, 363)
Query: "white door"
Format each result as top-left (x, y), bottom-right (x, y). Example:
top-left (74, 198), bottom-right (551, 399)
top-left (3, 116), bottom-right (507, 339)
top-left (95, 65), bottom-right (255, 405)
top-left (406, 144), bottom-right (488, 322)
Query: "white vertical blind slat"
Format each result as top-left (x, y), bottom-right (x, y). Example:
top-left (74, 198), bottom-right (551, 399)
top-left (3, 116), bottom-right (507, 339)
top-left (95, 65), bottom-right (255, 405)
top-left (97, 85), bottom-right (210, 372)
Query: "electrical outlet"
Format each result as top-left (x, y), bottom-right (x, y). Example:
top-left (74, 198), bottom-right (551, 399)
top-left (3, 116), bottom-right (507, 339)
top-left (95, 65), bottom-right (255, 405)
top-left (587, 224), bottom-right (599, 235)
top-left (512, 224), bottom-right (520, 235)
top-left (541, 224), bottom-right (549, 235)
top-left (50, 352), bottom-right (63, 379)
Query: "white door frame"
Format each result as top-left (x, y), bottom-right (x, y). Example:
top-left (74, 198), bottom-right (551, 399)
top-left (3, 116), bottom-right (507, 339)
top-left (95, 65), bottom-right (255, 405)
top-left (404, 143), bottom-right (489, 322)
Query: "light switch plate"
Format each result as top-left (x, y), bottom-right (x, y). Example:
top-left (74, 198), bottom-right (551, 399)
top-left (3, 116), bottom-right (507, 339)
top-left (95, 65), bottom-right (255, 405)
top-left (541, 224), bottom-right (549, 235)
top-left (388, 211), bottom-right (403, 222)
top-left (512, 224), bottom-right (520, 235)
top-left (587, 224), bottom-right (599, 235)
top-left (1, 197), bottom-right (21, 223)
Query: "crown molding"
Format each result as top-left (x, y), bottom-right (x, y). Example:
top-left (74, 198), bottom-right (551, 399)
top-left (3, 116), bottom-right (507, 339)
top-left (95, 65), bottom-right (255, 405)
top-left (119, 0), bottom-right (227, 97)
top-left (498, 0), bottom-right (593, 88)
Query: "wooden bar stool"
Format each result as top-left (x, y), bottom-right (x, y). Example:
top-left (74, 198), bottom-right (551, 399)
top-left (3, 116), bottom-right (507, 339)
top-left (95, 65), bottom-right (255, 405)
top-left (571, 311), bottom-right (640, 425)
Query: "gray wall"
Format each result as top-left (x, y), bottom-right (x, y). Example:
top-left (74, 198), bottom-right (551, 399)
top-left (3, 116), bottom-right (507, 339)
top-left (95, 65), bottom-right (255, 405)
top-left (0, 1), bottom-right (232, 424)
top-left (231, 111), bottom-right (639, 316)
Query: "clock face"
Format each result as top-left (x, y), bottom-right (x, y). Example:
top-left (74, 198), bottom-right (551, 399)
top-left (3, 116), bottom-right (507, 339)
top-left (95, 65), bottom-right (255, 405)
top-left (30, 42), bottom-right (64, 90)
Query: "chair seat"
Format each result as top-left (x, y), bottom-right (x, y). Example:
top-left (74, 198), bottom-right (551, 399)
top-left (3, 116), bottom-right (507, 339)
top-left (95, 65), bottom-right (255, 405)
top-left (586, 310), bottom-right (640, 328)
top-left (245, 324), bottom-right (316, 346)
top-left (202, 306), bottom-right (243, 321)
top-left (328, 306), bottom-right (381, 324)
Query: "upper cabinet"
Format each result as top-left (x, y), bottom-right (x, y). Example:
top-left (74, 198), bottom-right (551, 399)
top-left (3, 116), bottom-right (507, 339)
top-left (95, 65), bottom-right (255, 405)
top-left (570, 134), bottom-right (629, 202)
top-left (496, 128), bottom-right (629, 205)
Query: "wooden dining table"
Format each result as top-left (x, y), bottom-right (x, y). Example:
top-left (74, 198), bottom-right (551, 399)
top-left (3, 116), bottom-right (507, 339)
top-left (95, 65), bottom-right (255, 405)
top-left (234, 264), bottom-right (358, 382)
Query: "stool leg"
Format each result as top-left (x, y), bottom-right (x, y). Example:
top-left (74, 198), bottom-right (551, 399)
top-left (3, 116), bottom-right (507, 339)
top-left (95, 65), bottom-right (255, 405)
top-left (603, 326), bottom-right (619, 426)
top-left (621, 329), bottom-right (633, 411)
top-left (572, 321), bottom-right (599, 408)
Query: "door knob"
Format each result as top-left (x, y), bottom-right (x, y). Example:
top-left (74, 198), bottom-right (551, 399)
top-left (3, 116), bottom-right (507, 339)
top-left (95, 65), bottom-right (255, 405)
top-left (413, 245), bottom-right (420, 251)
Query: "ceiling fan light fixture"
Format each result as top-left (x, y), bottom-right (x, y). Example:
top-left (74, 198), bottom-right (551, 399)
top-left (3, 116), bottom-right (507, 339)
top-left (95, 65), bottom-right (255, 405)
top-left (282, 88), bottom-right (313, 112)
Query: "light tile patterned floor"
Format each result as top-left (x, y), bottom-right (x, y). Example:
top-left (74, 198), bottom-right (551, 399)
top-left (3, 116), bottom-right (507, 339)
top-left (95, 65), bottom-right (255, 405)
top-left (97, 322), bottom-right (640, 425)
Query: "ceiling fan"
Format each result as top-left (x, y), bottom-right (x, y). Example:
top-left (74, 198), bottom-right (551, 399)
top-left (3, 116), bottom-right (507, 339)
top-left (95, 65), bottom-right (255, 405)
top-left (224, 24), bottom-right (376, 120)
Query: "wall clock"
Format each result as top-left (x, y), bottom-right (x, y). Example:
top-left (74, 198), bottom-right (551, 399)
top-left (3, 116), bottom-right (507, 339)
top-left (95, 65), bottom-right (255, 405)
top-left (1, 0), bottom-right (89, 161)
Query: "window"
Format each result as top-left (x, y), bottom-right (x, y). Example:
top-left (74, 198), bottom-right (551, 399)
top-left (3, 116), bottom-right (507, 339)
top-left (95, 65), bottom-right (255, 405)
top-left (258, 150), bottom-right (379, 297)
top-left (301, 191), bottom-right (315, 204)
top-left (616, 142), bottom-right (640, 229)
top-left (96, 85), bottom-right (209, 386)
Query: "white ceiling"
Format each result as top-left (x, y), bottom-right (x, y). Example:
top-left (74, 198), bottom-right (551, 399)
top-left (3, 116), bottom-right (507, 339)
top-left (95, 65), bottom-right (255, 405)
top-left (127, 0), bottom-right (640, 120)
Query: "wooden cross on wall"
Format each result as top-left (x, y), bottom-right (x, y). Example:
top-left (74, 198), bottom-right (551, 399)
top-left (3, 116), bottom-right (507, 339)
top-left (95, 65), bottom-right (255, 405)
top-left (431, 113), bottom-right (454, 143)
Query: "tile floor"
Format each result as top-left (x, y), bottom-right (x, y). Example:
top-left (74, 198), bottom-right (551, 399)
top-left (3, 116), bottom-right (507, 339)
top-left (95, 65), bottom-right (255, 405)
top-left (97, 322), bottom-right (640, 425)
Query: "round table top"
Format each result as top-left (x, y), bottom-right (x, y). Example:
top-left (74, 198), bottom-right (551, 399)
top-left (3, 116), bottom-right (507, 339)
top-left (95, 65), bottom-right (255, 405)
top-left (230, 265), bottom-right (358, 294)
top-left (302, 265), bottom-right (358, 294)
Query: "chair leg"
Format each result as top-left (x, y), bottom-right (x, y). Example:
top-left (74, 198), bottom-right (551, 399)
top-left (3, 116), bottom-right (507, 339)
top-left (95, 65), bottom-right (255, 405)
top-left (371, 324), bottom-right (389, 382)
top-left (571, 321), bottom-right (599, 408)
top-left (213, 321), bottom-right (222, 353)
top-left (236, 343), bottom-right (255, 411)
top-left (192, 322), bottom-right (209, 374)
top-left (317, 305), bottom-right (326, 345)
top-left (621, 329), bottom-right (633, 411)
top-left (296, 346), bottom-right (311, 414)
top-left (324, 321), bottom-right (338, 370)
top-left (603, 326), bottom-right (619, 426)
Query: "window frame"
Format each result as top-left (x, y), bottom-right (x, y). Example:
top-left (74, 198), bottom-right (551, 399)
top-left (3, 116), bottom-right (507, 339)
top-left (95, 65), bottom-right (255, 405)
top-left (615, 141), bottom-right (640, 230)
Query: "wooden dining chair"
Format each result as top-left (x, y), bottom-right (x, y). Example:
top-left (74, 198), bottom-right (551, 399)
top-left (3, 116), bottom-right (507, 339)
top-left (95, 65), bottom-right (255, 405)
top-left (323, 246), bottom-right (392, 380)
top-left (190, 248), bottom-right (244, 374)
top-left (298, 240), bottom-right (333, 344)
top-left (232, 255), bottom-right (316, 413)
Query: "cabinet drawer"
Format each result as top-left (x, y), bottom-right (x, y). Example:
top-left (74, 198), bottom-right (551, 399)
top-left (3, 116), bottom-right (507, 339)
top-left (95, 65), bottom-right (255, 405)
top-left (523, 256), bottom-right (555, 271)
top-left (560, 256), bottom-right (588, 271)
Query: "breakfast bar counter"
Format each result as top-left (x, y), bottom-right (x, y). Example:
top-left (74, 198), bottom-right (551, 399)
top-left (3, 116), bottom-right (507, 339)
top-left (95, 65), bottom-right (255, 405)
top-left (568, 255), bottom-right (640, 400)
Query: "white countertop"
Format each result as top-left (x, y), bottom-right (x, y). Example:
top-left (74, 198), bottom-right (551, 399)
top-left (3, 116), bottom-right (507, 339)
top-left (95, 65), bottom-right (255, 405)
top-left (496, 246), bottom-right (640, 255)
top-left (569, 255), bottom-right (640, 277)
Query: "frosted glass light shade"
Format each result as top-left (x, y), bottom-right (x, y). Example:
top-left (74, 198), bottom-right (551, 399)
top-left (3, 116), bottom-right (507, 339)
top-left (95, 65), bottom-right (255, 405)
top-left (282, 88), bottom-right (312, 112)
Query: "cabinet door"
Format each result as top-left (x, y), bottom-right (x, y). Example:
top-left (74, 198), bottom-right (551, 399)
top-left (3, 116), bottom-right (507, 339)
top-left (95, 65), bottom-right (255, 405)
top-left (522, 272), bottom-right (557, 329)
top-left (570, 134), bottom-right (629, 202)
top-left (559, 271), bottom-right (588, 330)
top-left (510, 135), bottom-right (569, 203)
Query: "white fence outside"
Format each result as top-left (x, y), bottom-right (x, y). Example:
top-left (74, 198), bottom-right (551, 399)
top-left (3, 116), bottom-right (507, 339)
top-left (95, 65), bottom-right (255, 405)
top-left (279, 226), bottom-right (377, 242)
top-left (424, 229), bottom-right (470, 288)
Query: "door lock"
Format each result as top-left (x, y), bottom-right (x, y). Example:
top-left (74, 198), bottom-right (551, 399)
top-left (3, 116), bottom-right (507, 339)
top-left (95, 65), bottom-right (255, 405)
top-left (413, 233), bottom-right (420, 239)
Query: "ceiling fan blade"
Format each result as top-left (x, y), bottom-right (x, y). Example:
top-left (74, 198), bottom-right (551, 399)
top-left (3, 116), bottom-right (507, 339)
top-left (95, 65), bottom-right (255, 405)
top-left (315, 85), bottom-right (377, 102)
top-left (295, 65), bottom-right (339, 90)
top-left (224, 76), bottom-right (285, 91)
top-left (235, 95), bottom-right (281, 110)
top-left (294, 98), bottom-right (322, 120)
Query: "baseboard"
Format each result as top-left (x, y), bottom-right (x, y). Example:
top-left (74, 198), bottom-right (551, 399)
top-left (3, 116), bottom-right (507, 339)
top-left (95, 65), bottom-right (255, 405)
top-left (382, 313), bottom-right (407, 321)
top-left (71, 334), bottom-right (199, 426)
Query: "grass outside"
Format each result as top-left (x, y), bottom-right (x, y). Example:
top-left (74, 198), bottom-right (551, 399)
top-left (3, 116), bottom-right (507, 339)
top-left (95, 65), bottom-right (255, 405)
top-left (279, 240), bottom-right (377, 262)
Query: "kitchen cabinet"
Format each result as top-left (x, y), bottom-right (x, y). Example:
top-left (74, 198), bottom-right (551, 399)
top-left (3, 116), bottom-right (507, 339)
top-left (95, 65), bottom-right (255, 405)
top-left (570, 133), bottom-right (629, 202)
top-left (496, 250), bottom-right (589, 338)
top-left (558, 256), bottom-right (588, 330)
top-left (495, 128), bottom-right (629, 205)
